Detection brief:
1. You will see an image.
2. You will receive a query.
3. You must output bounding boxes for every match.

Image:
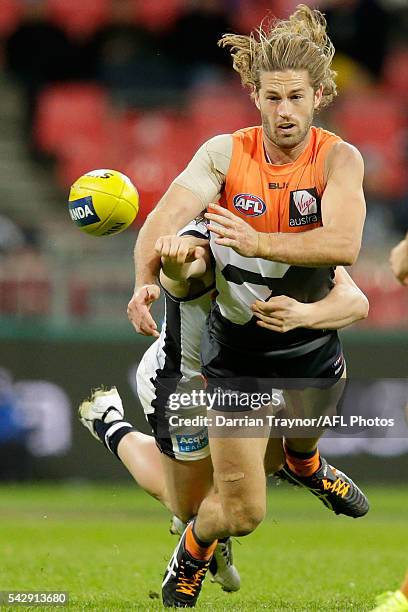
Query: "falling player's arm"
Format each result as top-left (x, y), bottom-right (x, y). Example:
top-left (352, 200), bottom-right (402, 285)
top-left (156, 234), bottom-right (213, 299)
top-left (206, 142), bottom-right (366, 267)
top-left (252, 267), bottom-right (369, 333)
top-left (302, 266), bottom-right (369, 329)
top-left (127, 135), bottom-right (230, 335)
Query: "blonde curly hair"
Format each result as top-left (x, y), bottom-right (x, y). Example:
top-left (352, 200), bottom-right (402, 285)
top-left (219, 4), bottom-right (337, 109)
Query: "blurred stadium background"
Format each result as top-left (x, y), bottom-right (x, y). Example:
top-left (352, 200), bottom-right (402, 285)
top-left (0, 0), bottom-right (406, 487)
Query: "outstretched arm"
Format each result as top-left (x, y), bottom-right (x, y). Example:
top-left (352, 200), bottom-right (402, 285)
top-left (252, 266), bottom-right (369, 333)
top-left (127, 135), bottom-right (230, 336)
top-left (127, 184), bottom-right (205, 337)
top-left (206, 142), bottom-right (366, 267)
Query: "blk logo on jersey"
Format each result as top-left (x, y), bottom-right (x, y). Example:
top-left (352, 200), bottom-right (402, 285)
top-left (268, 182), bottom-right (288, 190)
top-left (289, 188), bottom-right (321, 227)
top-left (233, 193), bottom-right (266, 217)
top-left (68, 196), bottom-right (100, 227)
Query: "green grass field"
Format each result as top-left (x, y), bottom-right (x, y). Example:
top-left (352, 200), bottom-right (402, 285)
top-left (0, 483), bottom-right (406, 611)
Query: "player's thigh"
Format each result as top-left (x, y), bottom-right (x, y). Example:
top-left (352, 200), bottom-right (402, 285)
top-left (282, 373), bottom-right (346, 445)
top-left (160, 453), bottom-right (213, 522)
top-left (209, 435), bottom-right (268, 523)
top-left (283, 370), bottom-right (346, 419)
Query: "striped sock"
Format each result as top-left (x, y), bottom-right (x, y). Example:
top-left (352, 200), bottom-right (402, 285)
top-left (184, 522), bottom-right (217, 561)
top-left (94, 420), bottom-right (135, 457)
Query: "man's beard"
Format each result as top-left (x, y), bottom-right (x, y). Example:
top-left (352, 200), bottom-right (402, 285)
top-left (262, 113), bottom-right (313, 150)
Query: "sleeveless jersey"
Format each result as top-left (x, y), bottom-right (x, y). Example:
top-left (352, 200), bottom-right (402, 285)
top-left (211, 125), bottom-right (342, 349)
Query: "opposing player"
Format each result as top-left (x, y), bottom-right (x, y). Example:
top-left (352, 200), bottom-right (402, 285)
top-left (126, 5), bottom-right (369, 606)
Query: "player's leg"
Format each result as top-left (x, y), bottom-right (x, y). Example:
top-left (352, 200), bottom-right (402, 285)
top-left (281, 373), bottom-right (346, 476)
top-left (276, 345), bottom-right (369, 517)
top-left (79, 387), bottom-right (170, 506)
top-left (116, 431), bottom-right (169, 507)
top-left (196, 434), bottom-right (268, 539)
top-left (162, 434), bottom-right (267, 607)
top-left (121, 424), bottom-right (241, 592)
top-left (272, 337), bottom-right (369, 516)
top-left (159, 452), bottom-right (213, 523)
top-left (79, 386), bottom-right (241, 596)
top-left (78, 386), bottom-right (213, 519)
top-left (149, 398), bottom-right (242, 596)
top-left (264, 436), bottom-right (285, 475)
top-left (160, 450), bottom-right (241, 594)
top-left (282, 371), bottom-right (346, 455)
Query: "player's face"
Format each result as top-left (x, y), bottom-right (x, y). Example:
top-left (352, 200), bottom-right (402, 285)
top-left (255, 70), bottom-right (323, 150)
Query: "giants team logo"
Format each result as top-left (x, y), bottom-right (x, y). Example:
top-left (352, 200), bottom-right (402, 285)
top-left (233, 193), bottom-right (266, 217)
top-left (289, 188), bottom-right (321, 226)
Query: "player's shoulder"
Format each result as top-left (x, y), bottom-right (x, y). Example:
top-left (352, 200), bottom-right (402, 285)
top-left (202, 133), bottom-right (233, 157)
top-left (201, 126), bottom-right (262, 154)
top-left (326, 139), bottom-right (364, 173)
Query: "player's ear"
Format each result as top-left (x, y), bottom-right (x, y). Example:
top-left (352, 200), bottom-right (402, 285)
top-left (314, 84), bottom-right (324, 109)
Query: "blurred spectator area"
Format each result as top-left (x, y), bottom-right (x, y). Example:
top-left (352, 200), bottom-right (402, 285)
top-left (31, 80), bottom-right (258, 224)
top-left (0, 0), bottom-right (407, 330)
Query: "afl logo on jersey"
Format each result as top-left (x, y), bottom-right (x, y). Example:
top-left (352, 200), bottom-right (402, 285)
top-left (233, 194), bottom-right (266, 217)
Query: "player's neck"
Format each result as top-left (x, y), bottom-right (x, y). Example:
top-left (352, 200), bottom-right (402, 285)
top-left (263, 130), bottom-right (311, 165)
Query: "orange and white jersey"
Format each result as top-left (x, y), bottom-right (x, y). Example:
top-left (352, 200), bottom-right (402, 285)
top-left (221, 125), bottom-right (341, 233)
top-left (175, 126), bottom-right (341, 328)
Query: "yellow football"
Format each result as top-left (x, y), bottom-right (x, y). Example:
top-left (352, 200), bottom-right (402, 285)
top-left (68, 169), bottom-right (139, 236)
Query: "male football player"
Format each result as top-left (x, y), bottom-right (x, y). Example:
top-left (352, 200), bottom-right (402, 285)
top-left (127, 5), bottom-right (369, 606)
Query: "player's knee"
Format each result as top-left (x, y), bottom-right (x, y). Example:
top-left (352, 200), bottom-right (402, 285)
top-left (226, 502), bottom-right (265, 537)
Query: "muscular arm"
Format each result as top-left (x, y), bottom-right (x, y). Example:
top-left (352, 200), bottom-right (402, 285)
top-left (302, 266), bottom-right (369, 329)
top-left (128, 135), bottom-right (230, 335)
top-left (207, 142), bottom-right (366, 267)
top-left (252, 266), bottom-right (369, 333)
top-left (259, 143), bottom-right (366, 265)
top-left (134, 184), bottom-right (204, 288)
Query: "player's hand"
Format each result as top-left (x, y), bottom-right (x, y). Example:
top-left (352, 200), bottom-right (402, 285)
top-left (205, 203), bottom-right (259, 257)
top-left (251, 296), bottom-right (309, 333)
top-left (127, 285), bottom-right (161, 337)
top-left (155, 235), bottom-right (207, 280)
top-left (389, 238), bottom-right (408, 286)
top-left (155, 235), bottom-right (207, 263)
